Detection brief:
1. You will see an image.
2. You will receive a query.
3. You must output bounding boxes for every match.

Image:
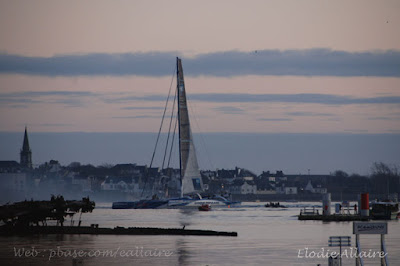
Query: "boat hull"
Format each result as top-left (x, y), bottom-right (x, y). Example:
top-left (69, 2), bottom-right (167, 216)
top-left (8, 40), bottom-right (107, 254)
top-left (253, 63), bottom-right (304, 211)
top-left (112, 200), bottom-right (169, 209)
top-left (112, 198), bottom-right (240, 209)
top-left (167, 198), bottom-right (240, 209)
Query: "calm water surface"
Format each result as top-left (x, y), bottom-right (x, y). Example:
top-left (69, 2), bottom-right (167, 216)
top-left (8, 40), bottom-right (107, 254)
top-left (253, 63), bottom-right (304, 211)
top-left (0, 202), bottom-right (398, 265)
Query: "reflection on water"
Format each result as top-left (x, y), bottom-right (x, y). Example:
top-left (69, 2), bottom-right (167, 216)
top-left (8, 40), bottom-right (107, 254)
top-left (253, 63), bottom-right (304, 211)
top-left (0, 202), bottom-right (399, 265)
top-left (175, 238), bottom-right (190, 266)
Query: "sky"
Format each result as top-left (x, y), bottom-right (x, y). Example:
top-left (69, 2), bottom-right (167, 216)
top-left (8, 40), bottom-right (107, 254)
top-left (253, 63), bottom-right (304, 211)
top-left (0, 1), bottom-right (399, 173)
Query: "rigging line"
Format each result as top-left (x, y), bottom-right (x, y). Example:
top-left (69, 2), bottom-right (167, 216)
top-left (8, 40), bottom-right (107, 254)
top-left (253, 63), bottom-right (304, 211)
top-left (167, 109), bottom-right (178, 169)
top-left (141, 66), bottom-right (176, 197)
top-left (149, 66), bottom-right (175, 168)
top-left (187, 97), bottom-right (215, 171)
top-left (161, 86), bottom-right (177, 170)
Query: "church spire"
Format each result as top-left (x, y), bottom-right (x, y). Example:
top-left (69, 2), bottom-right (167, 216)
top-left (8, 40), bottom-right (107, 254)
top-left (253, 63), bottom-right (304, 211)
top-left (22, 126), bottom-right (30, 151)
top-left (20, 126), bottom-right (32, 169)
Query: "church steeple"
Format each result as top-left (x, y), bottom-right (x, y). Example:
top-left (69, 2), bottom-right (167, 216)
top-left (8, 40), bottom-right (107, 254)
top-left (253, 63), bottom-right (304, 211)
top-left (20, 126), bottom-right (32, 169)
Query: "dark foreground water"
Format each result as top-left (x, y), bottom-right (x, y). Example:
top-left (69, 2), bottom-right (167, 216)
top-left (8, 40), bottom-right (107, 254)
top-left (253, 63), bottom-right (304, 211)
top-left (0, 202), bottom-right (399, 265)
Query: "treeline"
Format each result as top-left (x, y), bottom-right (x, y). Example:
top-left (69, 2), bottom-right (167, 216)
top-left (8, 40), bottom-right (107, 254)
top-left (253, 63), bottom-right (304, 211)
top-left (326, 162), bottom-right (399, 196)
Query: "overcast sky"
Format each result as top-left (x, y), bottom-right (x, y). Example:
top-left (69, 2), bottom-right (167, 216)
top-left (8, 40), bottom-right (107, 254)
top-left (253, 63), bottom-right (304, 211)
top-left (0, 1), bottom-right (399, 173)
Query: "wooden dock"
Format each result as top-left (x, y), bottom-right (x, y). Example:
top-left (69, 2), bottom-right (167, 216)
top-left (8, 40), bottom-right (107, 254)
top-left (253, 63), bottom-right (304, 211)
top-left (298, 214), bottom-right (369, 221)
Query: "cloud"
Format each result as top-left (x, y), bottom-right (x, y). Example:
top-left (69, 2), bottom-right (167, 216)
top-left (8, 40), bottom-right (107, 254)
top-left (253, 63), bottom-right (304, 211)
top-left (344, 129), bottom-right (369, 133)
top-left (113, 93), bottom-right (400, 105)
top-left (0, 52), bottom-right (175, 76)
top-left (286, 112), bottom-right (335, 117)
top-left (387, 129), bottom-right (400, 133)
top-left (0, 90), bottom-right (96, 107)
top-left (257, 118), bottom-right (293, 121)
top-left (37, 123), bottom-right (74, 127)
top-left (112, 115), bottom-right (161, 119)
top-left (367, 117), bottom-right (400, 121)
top-left (213, 106), bottom-right (245, 114)
top-left (8, 104), bottom-right (29, 109)
top-left (0, 49), bottom-right (399, 77)
top-left (3, 91), bottom-right (96, 97)
top-left (121, 106), bottom-right (164, 110)
top-left (0, 97), bottom-right (41, 104)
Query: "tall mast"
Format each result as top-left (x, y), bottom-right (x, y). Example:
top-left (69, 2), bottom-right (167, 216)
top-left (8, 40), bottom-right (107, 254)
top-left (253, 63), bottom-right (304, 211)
top-left (176, 57), bottom-right (183, 197)
top-left (176, 57), bottom-right (204, 196)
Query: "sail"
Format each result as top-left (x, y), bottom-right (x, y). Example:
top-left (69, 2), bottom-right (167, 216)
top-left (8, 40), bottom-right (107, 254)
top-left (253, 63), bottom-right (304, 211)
top-left (177, 58), bottom-right (204, 195)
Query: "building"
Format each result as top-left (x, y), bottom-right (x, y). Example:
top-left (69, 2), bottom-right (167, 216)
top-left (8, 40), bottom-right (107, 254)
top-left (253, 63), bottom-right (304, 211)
top-left (305, 180), bottom-right (315, 193)
top-left (276, 186), bottom-right (298, 195)
top-left (304, 180), bottom-right (327, 194)
top-left (71, 175), bottom-right (92, 192)
top-left (0, 161), bottom-right (27, 192)
top-left (0, 161), bottom-right (21, 173)
top-left (20, 127), bottom-right (32, 169)
top-left (230, 180), bottom-right (257, 195)
top-left (101, 176), bottom-right (139, 193)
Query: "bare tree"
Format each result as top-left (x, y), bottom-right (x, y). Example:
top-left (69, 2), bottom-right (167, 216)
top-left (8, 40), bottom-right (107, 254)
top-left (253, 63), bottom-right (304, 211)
top-left (370, 162), bottom-right (400, 197)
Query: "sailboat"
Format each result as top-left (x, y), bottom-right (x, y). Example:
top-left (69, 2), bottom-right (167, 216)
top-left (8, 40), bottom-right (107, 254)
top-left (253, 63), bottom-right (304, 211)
top-left (112, 58), bottom-right (240, 209)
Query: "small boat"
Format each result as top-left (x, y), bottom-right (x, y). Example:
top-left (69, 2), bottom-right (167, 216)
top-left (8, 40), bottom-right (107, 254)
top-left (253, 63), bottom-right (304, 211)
top-left (370, 200), bottom-right (399, 220)
top-left (265, 202), bottom-right (287, 208)
top-left (198, 204), bottom-right (211, 211)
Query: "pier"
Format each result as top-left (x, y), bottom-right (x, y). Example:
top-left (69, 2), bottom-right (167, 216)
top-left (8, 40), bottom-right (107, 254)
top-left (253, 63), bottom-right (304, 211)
top-left (298, 214), bottom-right (369, 221)
top-left (298, 206), bottom-right (369, 221)
top-left (0, 225), bottom-right (237, 237)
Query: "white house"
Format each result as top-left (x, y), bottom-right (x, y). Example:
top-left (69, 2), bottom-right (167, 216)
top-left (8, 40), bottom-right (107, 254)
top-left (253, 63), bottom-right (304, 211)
top-left (231, 180), bottom-right (257, 194)
top-left (305, 180), bottom-right (315, 193)
top-left (305, 180), bottom-right (327, 194)
top-left (101, 176), bottom-right (139, 193)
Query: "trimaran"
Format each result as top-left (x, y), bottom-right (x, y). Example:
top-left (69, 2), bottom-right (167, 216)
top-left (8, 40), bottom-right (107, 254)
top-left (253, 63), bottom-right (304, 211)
top-left (112, 58), bottom-right (240, 209)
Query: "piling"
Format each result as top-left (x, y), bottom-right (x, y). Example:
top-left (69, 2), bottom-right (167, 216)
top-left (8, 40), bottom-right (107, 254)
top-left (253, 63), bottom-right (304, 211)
top-left (360, 193), bottom-right (369, 217)
top-left (322, 193), bottom-right (331, 215)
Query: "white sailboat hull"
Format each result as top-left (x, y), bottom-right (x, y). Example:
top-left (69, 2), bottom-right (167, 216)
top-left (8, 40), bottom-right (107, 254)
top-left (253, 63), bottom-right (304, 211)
top-left (166, 198), bottom-right (241, 209)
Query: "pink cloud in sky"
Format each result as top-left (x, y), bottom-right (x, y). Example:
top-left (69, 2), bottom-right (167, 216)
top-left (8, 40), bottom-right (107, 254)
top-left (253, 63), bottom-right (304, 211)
top-left (0, 1), bottom-right (399, 134)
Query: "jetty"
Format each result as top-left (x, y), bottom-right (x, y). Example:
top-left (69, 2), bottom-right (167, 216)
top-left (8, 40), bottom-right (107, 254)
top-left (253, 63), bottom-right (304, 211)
top-left (0, 196), bottom-right (237, 237)
top-left (0, 195), bottom-right (95, 227)
top-left (298, 206), bottom-right (368, 221)
top-left (0, 224), bottom-right (237, 237)
top-left (298, 214), bottom-right (369, 221)
top-left (298, 193), bottom-right (399, 221)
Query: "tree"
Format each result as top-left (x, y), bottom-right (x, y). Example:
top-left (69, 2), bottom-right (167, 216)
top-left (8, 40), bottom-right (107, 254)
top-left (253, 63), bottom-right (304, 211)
top-left (370, 162), bottom-right (400, 196)
top-left (68, 162), bottom-right (81, 168)
top-left (371, 162), bottom-right (392, 176)
top-left (333, 170), bottom-right (349, 178)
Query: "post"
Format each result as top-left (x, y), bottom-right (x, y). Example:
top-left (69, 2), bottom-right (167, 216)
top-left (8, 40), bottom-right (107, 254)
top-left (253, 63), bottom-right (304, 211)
top-left (355, 234), bottom-right (363, 266)
top-left (381, 234), bottom-right (389, 266)
top-left (339, 238), bottom-right (342, 266)
top-left (360, 193), bottom-right (369, 217)
top-left (322, 193), bottom-right (331, 215)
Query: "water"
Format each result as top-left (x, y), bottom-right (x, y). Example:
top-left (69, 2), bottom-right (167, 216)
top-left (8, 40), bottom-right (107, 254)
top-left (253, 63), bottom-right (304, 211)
top-left (0, 202), bottom-right (399, 265)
